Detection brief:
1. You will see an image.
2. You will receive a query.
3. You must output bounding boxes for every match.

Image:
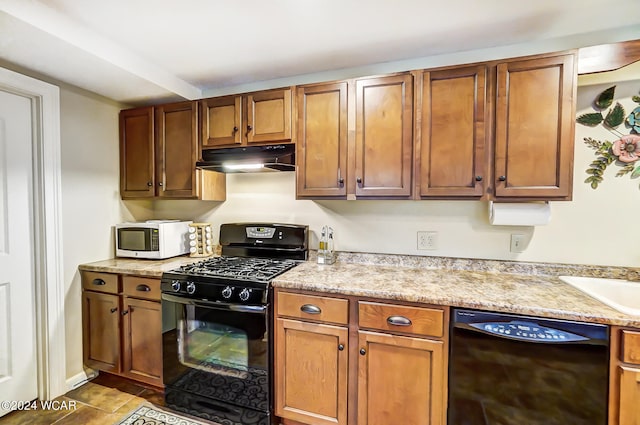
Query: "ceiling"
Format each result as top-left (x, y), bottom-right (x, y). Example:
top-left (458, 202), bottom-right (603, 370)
top-left (1, 0), bottom-right (639, 106)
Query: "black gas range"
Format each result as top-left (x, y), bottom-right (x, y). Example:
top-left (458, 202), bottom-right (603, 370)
top-left (161, 223), bottom-right (308, 425)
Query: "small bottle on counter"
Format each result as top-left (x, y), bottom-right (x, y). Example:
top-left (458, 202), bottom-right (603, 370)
top-left (317, 225), bottom-right (335, 265)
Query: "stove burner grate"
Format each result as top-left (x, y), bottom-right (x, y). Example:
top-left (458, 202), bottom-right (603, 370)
top-left (175, 256), bottom-right (298, 282)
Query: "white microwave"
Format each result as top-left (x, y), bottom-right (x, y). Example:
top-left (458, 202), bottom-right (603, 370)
top-left (115, 220), bottom-right (192, 259)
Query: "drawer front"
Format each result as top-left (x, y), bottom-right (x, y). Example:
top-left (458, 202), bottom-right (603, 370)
top-left (622, 330), bottom-right (640, 364)
top-left (277, 292), bottom-right (349, 325)
top-left (81, 271), bottom-right (120, 294)
top-left (123, 276), bottom-right (161, 301)
top-left (358, 301), bottom-right (444, 337)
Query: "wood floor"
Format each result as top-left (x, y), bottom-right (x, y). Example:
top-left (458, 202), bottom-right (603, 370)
top-left (0, 373), bottom-right (165, 425)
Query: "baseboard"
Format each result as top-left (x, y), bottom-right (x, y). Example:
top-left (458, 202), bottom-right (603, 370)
top-left (65, 368), bottom-right (98, 392)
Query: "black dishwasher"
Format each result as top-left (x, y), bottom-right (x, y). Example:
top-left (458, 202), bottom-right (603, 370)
top-left (448, 308), bottom-right (609, 425)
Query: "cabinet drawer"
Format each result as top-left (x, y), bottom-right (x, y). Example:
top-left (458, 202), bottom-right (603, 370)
top-left (123, 276), bottom-right (161, 301)
top-left (82, 271), bottom-right (120, 294)
top-left (622, 330), bottom-right (640, 364)
top-left (277, 292), bottom-right (348, 325)
top-left (358, 302), bottom-right (444, 337)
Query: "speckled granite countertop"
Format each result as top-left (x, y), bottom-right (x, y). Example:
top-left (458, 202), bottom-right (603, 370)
top-left (272, 253), bottom-right (640, 328)
top-left (78, 253), bottom-right (640, 328)
top-left (78, 256), bottom-right (208, 277)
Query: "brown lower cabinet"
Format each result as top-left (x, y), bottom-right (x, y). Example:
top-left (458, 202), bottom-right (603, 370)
top-left (611, 328), bottom-right (640, 425)
top-left (274, 289), bottom-right (448, 425)
top-left (81, 271), bottom-right (163, 387)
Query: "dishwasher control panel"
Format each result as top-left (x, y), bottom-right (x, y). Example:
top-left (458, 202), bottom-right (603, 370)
top-left (453, 308), bottom-right (609, 344)
top-left (470, 321), bottom-right (588, 342)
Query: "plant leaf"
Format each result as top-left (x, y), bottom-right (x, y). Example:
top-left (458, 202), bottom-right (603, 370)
top-left (604, 102), bottom-right (625, 128)
top-left (591, 181), bottom-right (599, 189)
top-left (632, 165), bottom-right (640, 178)
top-left (577, 112), bottom-right (603, 126)
top-left (633, 95), bottom-right (640, 104)
top-left (595, 86), bottom-right (616, 109)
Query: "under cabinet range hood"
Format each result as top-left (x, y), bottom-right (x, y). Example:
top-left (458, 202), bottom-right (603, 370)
top-left (196, 144), bottom-right (295, 173)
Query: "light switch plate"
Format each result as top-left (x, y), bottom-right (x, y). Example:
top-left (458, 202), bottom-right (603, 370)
top-left (510, 234), bottom-right (525, 253)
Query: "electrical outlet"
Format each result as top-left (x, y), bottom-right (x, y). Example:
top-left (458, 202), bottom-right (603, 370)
top-left (510, 234), bottom-right (525, 253)
top-left (417, 231), bottom-right (438, 250)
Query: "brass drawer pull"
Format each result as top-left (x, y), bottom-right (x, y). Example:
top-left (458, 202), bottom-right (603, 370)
top-left (387, 315), bottom-right (412, 326)
top-left (135, 284), bottom-right (151, 292)
top-left (300, 304), bottom-right (321, 314)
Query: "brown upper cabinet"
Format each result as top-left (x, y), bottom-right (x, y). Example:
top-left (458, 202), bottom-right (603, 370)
top-left (120, 107), bottom-right (154, 198)
top-left (120, 102), bottom-right (226, 200)
top-left (494, 53), bottom-right (576, 199)
top-left (355, 74), bottom-right (414, 198)
top-left (296, 73), bottom-right (414, 199)
top-left (416, 65), bottom-right (487, 198)
top-left (296, 82), bottom-right (349, 197)
top-left (200, 87), bottom-right (293, 148)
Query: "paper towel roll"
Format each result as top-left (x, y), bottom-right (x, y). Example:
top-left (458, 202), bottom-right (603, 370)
top-left (488, 202), bottom-right (551, 226)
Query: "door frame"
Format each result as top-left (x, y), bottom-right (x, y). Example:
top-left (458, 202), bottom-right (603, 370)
top-left (0, 67), bottom-right (66, 400)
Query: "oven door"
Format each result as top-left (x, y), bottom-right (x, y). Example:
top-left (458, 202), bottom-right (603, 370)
top-left (162, 293), bottom-right (270, 425)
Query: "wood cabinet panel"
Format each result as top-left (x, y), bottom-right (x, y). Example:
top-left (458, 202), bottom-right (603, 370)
top-left (122, 276), bottom-right (161, 301)
top-left (622, 330), bottom-right (640, 364)
top-left (82, 291), bottom-right (121, 372)
top-left (200, 95), bottom-right (242, 147)
top-left (277, 291), bottom-right (349, 325)
top-left (494, 54), bottom-right (576, 198)
top-left (121, 102), bottom-right (225, 200)
top-left (275, 318), bottom-right (348, 425)
top-left (246, 88), bottom-right (292, 144)
top-left (619, 366), bottom-right (640, 425)
top-left (357, 330), bottom-right (445, 425)
top-left (120, 107), bottom-right (154, 198)
top-left (358, 301), bottom-right (444, 337)
top-left (155, 102), bottom-right (199, 198)
top-left (81, 271), bottom-right (120, 294)
top-left (419, 66), bottom-right (486, 197)
top-left (82, 271), bottom-right (163, 388)
top-left (122, 297), bottom-right (163, 386)
top-left (355, 74), bottom-right (413, 197)
top-left (296, 82), bottom-right (348, 197)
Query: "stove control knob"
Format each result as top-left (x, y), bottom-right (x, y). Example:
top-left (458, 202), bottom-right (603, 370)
top-left (239, 288), bottom-right (251, 302)
top-left (186, 282), bottom-right (196, 295)
top-left (171, 280), bottom-right (181, 292)
top-left (222, 286), bottom-right (233, 299)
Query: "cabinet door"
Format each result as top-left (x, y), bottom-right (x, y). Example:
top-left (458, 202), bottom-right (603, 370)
top-left (246, 88), bottom-right (292, 144)
top-left (494, 53), bottom-right (576, 198)
top-left (358, 330), bottom-right (445, 425)
top-left (419, 66), bottom-right (486, 197)
top-left (296, 82), bottom-right (348, 197)
top-left (155, 101), bottom-right (198, 198)
top-left (82, 291), bottom-right (121, 372)
top-left (120, 107), bottom-right (155, 198)
top-left (121, 297), bottom-right (163, 386)
top-left (200, 95), bottom-right (242, 147)
top-left (619, 366), bottom-right (640, 425)
top-left (275, 318), bottom-right (348, 425)
top-left (355, 74), bottom-right (413, 197)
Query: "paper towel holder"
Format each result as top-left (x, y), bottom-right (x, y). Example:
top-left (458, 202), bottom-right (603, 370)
top-left (488, 201), bottom-right (551, 226)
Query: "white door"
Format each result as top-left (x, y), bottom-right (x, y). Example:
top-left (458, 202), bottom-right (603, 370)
top-left (0, 89), bottom-right (38, 416)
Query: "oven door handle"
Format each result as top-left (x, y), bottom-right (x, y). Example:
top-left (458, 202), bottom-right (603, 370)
top-left (161, 293), bottom-right (267, 314)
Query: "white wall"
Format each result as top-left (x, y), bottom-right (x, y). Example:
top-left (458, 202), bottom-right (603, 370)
top-left (59, 85), bottom-right (130, 380)
top-left (149, 74), bottom-right (640, 269)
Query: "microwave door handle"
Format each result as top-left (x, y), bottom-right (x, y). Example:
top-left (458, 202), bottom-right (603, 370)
top-left (161, 293), bottom-right (266, 314)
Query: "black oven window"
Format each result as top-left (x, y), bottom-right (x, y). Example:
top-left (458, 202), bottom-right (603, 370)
top-left (178, 305), bottom-right (267, 377)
